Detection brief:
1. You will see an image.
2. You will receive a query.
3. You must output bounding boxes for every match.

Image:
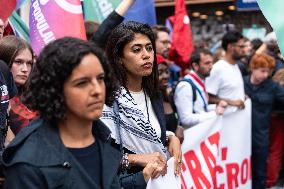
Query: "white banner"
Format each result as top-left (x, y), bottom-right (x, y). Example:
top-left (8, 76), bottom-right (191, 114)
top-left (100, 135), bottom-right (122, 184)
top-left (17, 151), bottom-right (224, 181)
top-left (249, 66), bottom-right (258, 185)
top-left (181, 100), bottom-right (252, 189)
top-left (146, 157), bottom-right (181, 189)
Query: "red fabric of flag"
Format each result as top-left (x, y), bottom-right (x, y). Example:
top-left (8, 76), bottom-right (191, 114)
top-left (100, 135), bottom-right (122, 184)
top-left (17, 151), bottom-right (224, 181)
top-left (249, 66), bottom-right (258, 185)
top-left (169, 0), bottom-right (193, 72)
top-left (0, 0), bottom-right (16, 22)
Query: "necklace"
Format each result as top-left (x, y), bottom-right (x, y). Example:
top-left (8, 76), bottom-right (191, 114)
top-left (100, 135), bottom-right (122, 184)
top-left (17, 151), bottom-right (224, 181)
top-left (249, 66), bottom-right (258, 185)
top-left (144, 90), bottom-right (150, 123)
top-left (126, 88), bottom-right (150, 123)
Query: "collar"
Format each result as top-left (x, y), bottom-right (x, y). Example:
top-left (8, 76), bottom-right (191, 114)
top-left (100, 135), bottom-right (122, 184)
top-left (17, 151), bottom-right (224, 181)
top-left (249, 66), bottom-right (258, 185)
top-left (3, 119), bottom-right (112, 167)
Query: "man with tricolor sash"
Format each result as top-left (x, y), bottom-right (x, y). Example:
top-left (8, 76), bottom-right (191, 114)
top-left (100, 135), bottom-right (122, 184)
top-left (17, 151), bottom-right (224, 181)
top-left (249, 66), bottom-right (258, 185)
top-left (174, 49), bottom-right (227, 128)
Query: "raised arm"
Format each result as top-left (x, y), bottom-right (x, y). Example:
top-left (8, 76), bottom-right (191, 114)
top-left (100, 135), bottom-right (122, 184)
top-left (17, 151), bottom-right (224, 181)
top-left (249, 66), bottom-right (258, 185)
top-left (92, 0), bottom-right (135, 48)
top-left (115, 0), bottom-right (135, 16)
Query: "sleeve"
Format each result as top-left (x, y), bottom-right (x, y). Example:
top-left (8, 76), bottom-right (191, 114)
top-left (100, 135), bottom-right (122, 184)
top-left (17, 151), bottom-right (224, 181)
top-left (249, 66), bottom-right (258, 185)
top-left (4, 163), bottom-right (47, 189)
top-left (6, 72), bottom-right (17, 99)
top-left (174, 82), bottom-right (216, 128)
top-left (205, 65), bottom-right (222, 96)
top-left (119, 171), bottom-right (147, 189)
top-left (274, 83), bottom-right (284, 104)
top-left (0, 60), bottom-right (17, 98)
top-left (92, 11), bottom-right (124, 49)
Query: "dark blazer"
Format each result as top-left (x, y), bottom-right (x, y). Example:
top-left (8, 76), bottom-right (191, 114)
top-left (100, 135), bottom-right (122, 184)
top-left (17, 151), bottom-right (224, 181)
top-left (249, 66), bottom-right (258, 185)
top-left (118, 97), bottom-right (167, 189)
top-left (2, 119), bottom-right (122, 189)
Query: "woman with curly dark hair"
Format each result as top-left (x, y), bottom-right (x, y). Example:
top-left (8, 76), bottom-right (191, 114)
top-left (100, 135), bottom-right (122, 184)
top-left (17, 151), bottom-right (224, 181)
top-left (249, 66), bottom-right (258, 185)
top-left (100, 21), bottom-right (182, 189)
top-left (2, 37), bottom-right (121, 189)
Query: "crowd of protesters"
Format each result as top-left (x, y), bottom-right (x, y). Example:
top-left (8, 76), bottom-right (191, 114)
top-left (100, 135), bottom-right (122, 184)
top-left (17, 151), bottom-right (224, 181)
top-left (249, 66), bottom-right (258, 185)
top-left (0, 0), bottom-right (284, 189)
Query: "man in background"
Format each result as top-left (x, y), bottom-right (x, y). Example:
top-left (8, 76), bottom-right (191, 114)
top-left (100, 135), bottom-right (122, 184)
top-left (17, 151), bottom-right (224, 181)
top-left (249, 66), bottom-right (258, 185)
top-left (152, 25), bottom-right (182, 85)
top-left (205, 31), bottom-right (246, 109)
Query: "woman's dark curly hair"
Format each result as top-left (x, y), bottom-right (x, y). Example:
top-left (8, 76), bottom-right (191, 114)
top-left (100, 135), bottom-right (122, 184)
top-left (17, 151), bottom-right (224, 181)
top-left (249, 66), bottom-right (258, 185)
top-left (23, 37), bottom-right (118, 123)
top-left (106, 21), bottom-right (160, 99)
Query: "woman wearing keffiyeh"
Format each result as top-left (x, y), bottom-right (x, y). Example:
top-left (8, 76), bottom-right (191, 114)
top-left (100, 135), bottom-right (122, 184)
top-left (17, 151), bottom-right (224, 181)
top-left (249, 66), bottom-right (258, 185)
top-left (101, 21), bottom-right (182, 189)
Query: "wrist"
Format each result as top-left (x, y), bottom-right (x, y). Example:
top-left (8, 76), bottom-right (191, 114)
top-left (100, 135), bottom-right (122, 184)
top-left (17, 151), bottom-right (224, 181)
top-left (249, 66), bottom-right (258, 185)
top-left (128, 154), bottom-right (140, 166)
top-left (166, 131), bottom-right (175, 146)
top-left (120, 153), bottom-right (131, 171)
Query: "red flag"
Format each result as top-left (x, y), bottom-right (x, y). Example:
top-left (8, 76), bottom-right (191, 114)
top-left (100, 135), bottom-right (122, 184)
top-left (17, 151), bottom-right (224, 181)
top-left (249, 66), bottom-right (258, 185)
top-left (168, 0), bottom-right (194, 72)
top-left (0, 0), bottom-right (16, 22)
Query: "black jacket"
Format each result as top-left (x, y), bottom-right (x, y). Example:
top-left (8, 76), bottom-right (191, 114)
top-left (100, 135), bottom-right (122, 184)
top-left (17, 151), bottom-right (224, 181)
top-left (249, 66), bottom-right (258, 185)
top-left (2, 119), bottom-right (122, 189)
top-left (244, 76), bottom-right (284, 148)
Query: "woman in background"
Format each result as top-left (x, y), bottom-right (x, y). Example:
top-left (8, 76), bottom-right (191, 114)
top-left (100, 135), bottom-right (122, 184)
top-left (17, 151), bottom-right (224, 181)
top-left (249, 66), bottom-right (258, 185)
top-left (244, 54), bottom-right (284, 189)
top-left (0, 36), bottom-right (37, 135)
top-left (157, 54), bottom-right (183, 143)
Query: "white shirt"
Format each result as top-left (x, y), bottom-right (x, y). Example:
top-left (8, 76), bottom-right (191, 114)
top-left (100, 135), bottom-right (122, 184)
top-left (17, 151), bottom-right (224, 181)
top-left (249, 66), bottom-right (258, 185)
top-left (174, 77), bottom-right (216, 128)
top-left (130, 90), bottom-right (161, 138)
top-left (205, 59), bottom-right (245, 101)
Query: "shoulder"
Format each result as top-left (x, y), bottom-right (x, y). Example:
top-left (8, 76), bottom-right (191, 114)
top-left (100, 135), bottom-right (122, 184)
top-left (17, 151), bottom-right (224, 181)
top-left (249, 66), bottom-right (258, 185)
top-left (4, 162), bottom-right (47, 188)
top-left (2, 119), bottom-right (57, 167)
top-left (243, 75), bottom-right (250, 83)
top-left (213, 60), bottom-right (227, 69)
top-left (93, 120), bottom-right (112, 142)
top-left (175, 80), bottom-right (193, 93)
top-left (262, 79), bottom-right (277, 89)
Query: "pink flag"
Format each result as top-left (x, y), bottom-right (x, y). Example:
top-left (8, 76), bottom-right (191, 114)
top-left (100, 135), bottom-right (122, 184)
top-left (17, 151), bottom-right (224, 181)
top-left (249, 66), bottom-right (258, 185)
top-left (0, 0), bottom-right (16, 22)
top-left (30, 0), bottom-right (86, 54)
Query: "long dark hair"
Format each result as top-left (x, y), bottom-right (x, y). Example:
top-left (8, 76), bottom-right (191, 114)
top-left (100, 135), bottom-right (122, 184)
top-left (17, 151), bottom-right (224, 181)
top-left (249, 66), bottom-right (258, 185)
top-left (106, 21), bottom-right (160, 99)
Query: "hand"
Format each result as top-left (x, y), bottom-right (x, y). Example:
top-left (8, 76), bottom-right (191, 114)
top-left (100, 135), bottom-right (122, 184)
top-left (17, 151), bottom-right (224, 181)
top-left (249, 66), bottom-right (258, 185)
top-left (116, 0), bottom-right (136, 16)
top-left (167, 135), bottom-right (182, 176)
top-left (215, 100), bottom-right (228, 115)
top-left (175, 126), bottom-right (184, 144)
top-left (228, 99), bottom-right (245, 109)
top-left (143, 162), bottom-right (164, 182)
top-left (128, 152), bottom-right (167, 172)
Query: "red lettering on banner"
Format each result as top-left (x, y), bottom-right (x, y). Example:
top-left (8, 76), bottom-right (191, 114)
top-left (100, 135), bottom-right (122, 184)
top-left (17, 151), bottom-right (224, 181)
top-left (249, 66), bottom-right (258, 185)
top-left (182, 130), bottom-right (251, 188)
top-left (208, 132), bottom-right (220, 148)
top-left (221, 147), bottom-right (228, 161)
top-left (249, 156), bottom-right (252, 180)
top-left (184, 150), bottom-right (211, 189)
top-left (181, 162), bottom-right (188, 189)
top-left (226, 163), bottom-right (239, 189)
top-left (200, 141), bottom-right (217, 187)
top-left (240, 158), bottom-right (249, 184)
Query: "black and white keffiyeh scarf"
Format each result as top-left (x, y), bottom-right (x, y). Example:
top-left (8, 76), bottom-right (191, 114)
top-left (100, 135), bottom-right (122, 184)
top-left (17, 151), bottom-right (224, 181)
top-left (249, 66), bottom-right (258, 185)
top-left (100, 87), bottom-right (167, 158)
